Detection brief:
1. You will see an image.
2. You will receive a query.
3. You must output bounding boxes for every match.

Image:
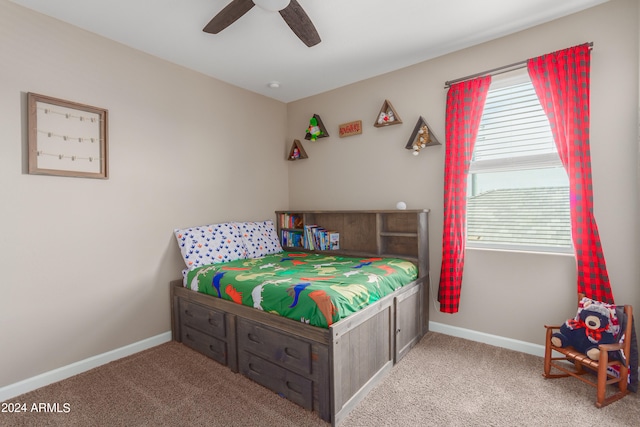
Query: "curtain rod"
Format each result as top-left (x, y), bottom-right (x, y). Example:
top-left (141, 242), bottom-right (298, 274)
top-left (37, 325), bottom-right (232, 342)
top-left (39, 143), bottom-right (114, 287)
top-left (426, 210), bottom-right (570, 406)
top-left (444, 42), bottom-right (593, 89)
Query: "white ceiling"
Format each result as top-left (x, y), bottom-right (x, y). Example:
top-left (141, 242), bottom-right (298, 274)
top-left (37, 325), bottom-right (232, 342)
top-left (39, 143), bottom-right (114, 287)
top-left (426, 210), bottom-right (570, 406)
top-left (10, 0), bottom-right (608, 103)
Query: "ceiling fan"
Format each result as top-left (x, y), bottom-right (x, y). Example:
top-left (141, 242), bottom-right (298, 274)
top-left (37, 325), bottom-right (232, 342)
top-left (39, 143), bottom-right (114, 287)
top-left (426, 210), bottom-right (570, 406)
top-left (203, 0), bottom-right (321, 47)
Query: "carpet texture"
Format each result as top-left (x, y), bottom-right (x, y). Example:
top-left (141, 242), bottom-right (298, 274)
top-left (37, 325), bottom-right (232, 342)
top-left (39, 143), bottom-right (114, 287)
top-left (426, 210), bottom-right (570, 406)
top-left (1, 332), bottom-right (638, 426)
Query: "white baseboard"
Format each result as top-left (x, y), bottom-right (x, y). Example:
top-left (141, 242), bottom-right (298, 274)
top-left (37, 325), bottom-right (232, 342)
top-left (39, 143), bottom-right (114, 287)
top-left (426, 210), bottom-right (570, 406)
top-left (429, 322), bottom-right (640, 378)
top-left (0, 331), bottom-right (172, 403)
top-left (429, 321), bottom-right (546, 357)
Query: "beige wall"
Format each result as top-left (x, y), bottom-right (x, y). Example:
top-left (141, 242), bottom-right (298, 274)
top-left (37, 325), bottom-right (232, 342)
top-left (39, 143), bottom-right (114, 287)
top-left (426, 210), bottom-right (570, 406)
top-left (1, 0), bottom-right (638, 391)
top-left (0, 1), bottom-right (288, 388)
top-left (287, 0), bottom-right (640, 345)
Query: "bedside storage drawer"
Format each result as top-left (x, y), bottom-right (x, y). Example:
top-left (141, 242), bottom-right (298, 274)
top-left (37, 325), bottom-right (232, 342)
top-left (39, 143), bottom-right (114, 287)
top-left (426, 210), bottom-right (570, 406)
top-left (181, 325), bottom-right (228, 366)
top-left (239, 351), bottom-right (313, 410)
top-left (179, 299), bottom-right (226, 338)
top-left (237, 318), bottom-right (312, 375)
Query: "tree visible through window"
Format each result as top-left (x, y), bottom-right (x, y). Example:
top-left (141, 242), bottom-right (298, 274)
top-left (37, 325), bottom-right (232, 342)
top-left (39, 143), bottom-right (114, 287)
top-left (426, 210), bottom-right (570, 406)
top-left (466, 73), bottom-right (572, 252)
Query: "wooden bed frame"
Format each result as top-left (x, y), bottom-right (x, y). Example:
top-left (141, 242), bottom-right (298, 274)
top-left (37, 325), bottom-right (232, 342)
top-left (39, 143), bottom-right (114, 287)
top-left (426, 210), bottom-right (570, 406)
top-left (170, 209), bottom-right (430, 426)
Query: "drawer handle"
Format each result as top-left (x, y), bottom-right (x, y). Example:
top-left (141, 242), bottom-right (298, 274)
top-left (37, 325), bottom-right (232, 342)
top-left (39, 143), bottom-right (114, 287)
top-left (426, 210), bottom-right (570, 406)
top-left (248, 363), bottom-right (262, 374)
top-left (185, 333), bottom-right (193, 341)
top-left (284, 347), bottom-right (301, 359)
top-left (208, 318), bottom-right (219, 327)
top-left (184, 309), bottom-right (192, 317)
top-left (248, 333), bottom-right (262, 344)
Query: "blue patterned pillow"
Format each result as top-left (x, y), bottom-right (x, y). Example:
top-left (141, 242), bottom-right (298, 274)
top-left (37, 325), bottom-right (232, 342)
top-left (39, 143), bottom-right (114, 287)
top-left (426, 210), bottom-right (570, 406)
top-left (235, 220), bottom-right (283, 258)
top-left (174, 222), bottom-right (248, 269)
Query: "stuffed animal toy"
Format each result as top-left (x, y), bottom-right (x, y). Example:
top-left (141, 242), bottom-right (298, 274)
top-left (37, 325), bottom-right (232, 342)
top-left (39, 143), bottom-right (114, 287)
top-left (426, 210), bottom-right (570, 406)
top-left (551, 298), bottom-right (620, 361)
top-left (307, 117), bottom-right (323, 141)
top-left (412, 125), bottom-right (431, 155)
top-left (377, 110), bottom-right (395, 125)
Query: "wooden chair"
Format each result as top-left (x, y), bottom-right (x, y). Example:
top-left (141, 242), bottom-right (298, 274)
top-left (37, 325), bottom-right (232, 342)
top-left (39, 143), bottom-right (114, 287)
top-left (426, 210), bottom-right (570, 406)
top-left (543, 297), bottom-right (633, 408)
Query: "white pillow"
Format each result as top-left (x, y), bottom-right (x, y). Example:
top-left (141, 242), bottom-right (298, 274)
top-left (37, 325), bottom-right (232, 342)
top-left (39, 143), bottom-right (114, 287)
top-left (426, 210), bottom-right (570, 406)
top-left (174, 222), bottom-right (248, 269)
top-left (235, 220), bottom-right (283, 258)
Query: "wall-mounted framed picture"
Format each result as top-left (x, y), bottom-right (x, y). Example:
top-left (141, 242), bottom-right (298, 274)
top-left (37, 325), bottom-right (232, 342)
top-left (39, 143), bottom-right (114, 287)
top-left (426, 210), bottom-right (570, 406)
top-left (28, 92), bottom-right (108, 179)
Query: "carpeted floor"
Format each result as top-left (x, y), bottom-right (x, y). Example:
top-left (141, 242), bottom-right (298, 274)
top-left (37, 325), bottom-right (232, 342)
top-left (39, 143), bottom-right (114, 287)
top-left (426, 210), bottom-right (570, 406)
top-left (1, 332), bottom-right (638, 426)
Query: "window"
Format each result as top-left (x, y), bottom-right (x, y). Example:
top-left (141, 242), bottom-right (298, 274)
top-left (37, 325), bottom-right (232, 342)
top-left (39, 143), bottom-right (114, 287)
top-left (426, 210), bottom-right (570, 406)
top-left (466, 72), bottom-right (572, 253)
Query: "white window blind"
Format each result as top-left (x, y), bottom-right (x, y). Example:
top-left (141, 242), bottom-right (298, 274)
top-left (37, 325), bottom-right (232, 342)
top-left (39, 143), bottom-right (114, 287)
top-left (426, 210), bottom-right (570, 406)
top-left (471, 81), bottom-right (562, 173)
top-left (467, 75), bottom-right (572, 253)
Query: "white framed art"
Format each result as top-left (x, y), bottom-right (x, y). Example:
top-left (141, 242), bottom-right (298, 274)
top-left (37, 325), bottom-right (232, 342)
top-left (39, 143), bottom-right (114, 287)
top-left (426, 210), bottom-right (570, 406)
top-left (28, 92), bottom-right (108, 179)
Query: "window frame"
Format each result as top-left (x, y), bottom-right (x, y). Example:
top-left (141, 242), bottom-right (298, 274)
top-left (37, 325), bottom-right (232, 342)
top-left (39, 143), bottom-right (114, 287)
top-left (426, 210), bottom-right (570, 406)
top-left (466, 71), bottom-right (573, 255)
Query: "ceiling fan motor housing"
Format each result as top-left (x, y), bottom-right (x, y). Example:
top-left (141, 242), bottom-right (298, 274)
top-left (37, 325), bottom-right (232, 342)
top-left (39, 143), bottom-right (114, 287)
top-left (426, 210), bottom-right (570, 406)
top-left (204, 0), bottom-right (320, 47)
top-left (253, 0), bottom-right (291, 12)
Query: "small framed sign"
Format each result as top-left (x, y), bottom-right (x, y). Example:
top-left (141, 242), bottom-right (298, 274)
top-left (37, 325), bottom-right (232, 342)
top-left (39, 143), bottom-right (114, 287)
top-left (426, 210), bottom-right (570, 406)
top-left (338, 120), bottom-right (362, 138)
top-left (28, 93), bottom-right (108, 179)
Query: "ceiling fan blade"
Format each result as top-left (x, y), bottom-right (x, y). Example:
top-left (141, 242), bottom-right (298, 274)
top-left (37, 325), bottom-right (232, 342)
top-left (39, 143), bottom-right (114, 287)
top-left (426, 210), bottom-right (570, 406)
top-left (203, 0), bottom-right (255, 34)
top-left (279, 0), bottom-right (321, 47)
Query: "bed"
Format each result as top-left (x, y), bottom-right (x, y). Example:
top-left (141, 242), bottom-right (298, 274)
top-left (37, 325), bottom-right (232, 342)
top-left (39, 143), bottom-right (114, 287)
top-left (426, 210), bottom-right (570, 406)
top-left (170, 210), bottom-right (430, 426)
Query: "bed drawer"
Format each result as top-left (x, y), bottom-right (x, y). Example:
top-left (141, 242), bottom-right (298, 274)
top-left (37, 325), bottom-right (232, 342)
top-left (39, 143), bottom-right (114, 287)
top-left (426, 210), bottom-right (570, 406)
top-left (181, 324), bottom-right (228, 365)
top-left (237, 318), bottom-right (312, 375)
top-left (239, 351), bottom-right (313, 410)
top-left (179, 299), bottom-right (226, 338)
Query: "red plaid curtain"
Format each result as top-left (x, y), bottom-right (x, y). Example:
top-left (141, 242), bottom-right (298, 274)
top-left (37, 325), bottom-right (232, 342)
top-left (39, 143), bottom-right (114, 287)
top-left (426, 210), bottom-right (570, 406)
top-left (438, 76), bottom-right (491, 313)
top-left (527, 44), bottom-right (614, 304)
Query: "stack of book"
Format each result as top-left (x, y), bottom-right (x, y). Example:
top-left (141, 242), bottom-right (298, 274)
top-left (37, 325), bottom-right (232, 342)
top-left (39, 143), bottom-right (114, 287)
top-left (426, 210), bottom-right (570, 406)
top-left (279, 213), bottom-right (303, 229)
top-left (304, 225), bottom-right (339, 251)
top-left (280, 229), bottom-right (304, 248)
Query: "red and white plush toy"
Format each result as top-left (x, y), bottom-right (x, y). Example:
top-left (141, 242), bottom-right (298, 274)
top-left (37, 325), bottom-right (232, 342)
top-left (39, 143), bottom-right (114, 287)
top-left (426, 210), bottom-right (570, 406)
top-left (377, 110), bottom-right (395, 125)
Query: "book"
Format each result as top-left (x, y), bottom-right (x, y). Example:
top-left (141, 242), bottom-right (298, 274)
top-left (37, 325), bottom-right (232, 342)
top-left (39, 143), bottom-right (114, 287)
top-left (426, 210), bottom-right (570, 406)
top-left (281, 229), bottom-right (303, 248)
top-left (304, 225), bottom-right (318, 250)
top-left (280, 213), bottom-right (303, 229)
top-left (329, 232), bottom-right (340, 250)
top-left (303, 225), bottom-right (339, 251)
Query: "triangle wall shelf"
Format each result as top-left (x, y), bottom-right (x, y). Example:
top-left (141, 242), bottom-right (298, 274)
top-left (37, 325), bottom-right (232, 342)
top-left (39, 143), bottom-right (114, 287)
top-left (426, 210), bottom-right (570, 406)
top-left (374, 99), bottom-right (403, 127)
top-left (305, 114), bottom-right (329, 141)
top-left (405, 116), bottom-right (441, 155)
top-left (287, 139), bottom-right (308, 161)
